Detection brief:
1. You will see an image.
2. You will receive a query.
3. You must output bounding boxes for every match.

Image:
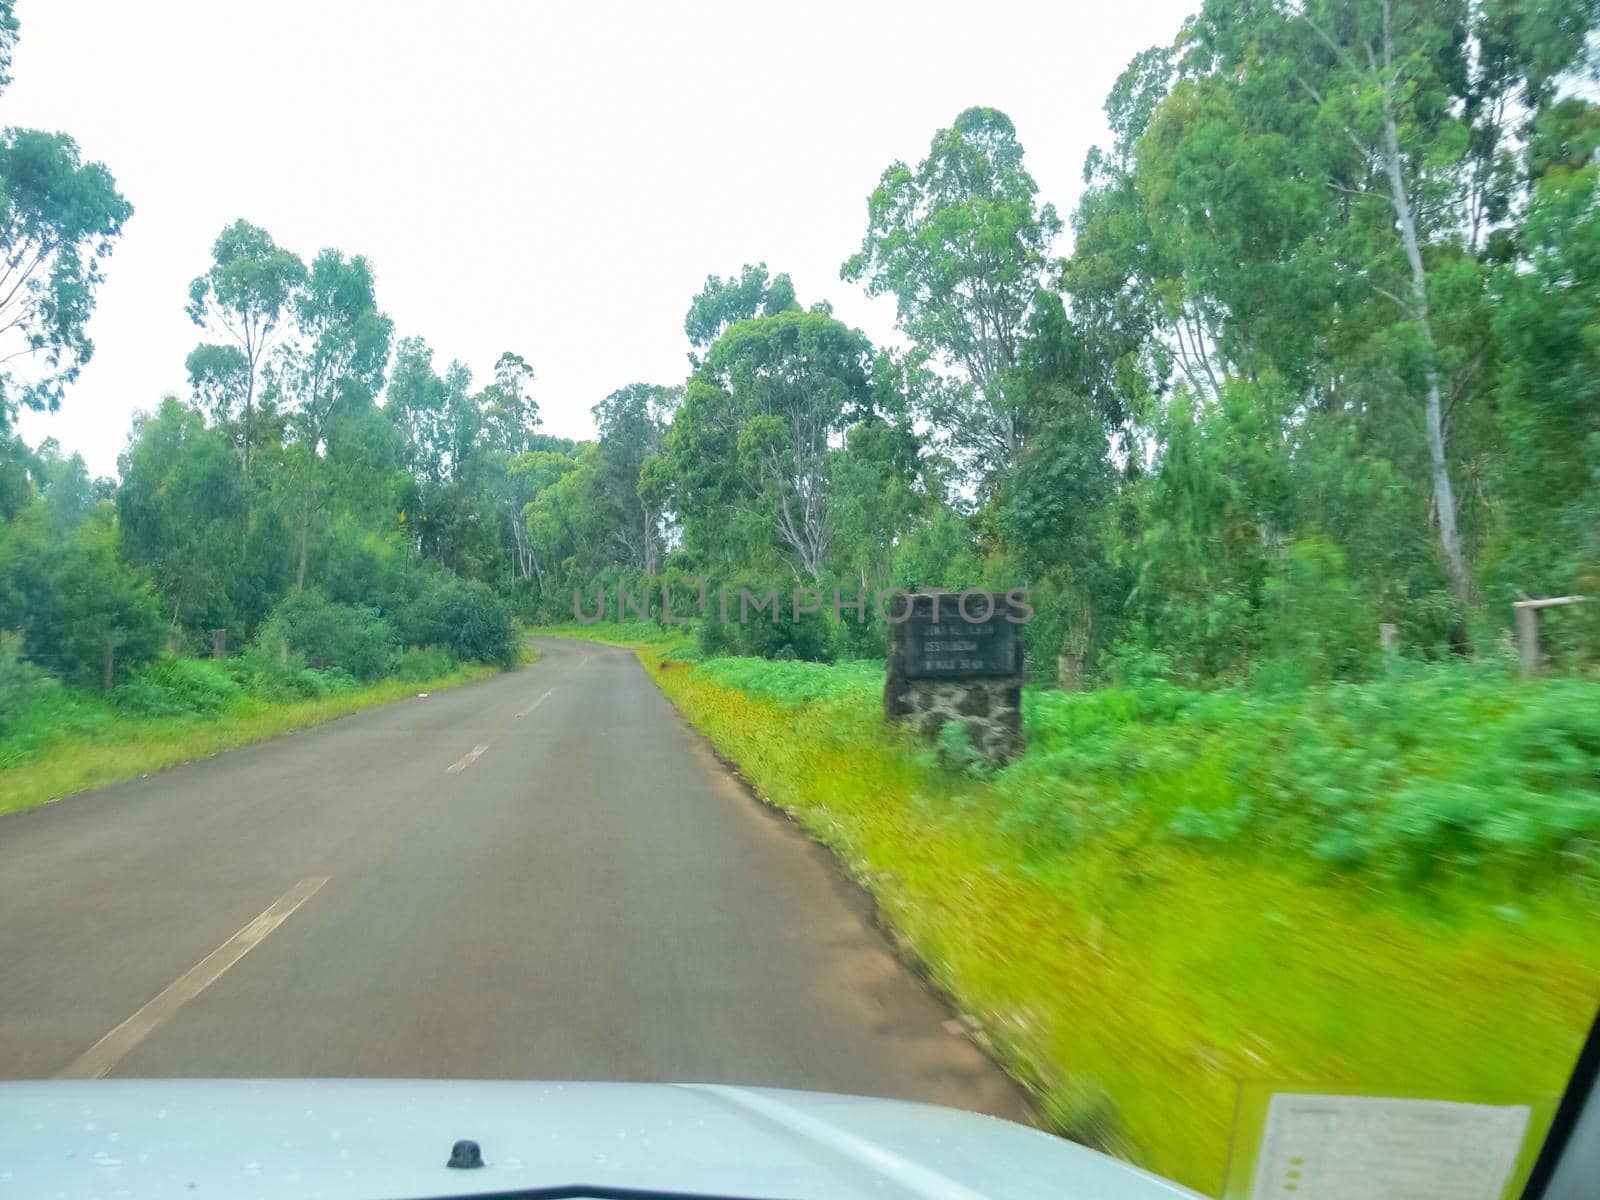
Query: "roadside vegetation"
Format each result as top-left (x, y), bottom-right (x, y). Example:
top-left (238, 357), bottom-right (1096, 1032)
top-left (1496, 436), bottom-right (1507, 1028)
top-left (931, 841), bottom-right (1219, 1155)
top-left (0, 586), bottom-right (525, 814)
top-left (0, 642), bottom-right (496, 816)
top-left (542, 623), bottom-right (1599, 1195)
top-left (0, 8), bottom-right (534, 816)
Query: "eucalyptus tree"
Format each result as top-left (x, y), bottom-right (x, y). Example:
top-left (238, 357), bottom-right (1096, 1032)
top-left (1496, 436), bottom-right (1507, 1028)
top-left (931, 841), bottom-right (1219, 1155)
top-left (0, 0), bottom-right (131, 434)
top-left (477, 351), bottom-right (541, 454)
top-left (271, 249), bottom-right (392, 590)
top-left (675, 310), bottom-right (876, 581)
top-left (509, 448), bottom-right (579, 597)
top-left (385, 336), bottom-right (451, 493)
top-left (116, 397), bottom-right (248, 633)
top-left (843, 107), bottom-right (1061, 483)
top-left (529, 445), bottom-right (611, 593)
top-left (1145, 0), bottom-right (1600, 603)
top-left (683, 263), bottom-right (798, 365)
top-left (186, 221), bottom-right (306, 478)
top-left (592, 382), bottom-right (679, 574)
top-left (0, 0), bottom-right (16, 90)
top-left (1490, 93), bottom-right (1600, 597)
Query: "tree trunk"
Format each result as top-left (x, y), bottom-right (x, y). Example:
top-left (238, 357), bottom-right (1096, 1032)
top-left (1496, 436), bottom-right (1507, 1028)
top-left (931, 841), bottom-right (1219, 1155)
top-left (102, 636), bottom-right (115, 693)
top-left (242, 355), bottom-right (257, 539)
top-left (1377, 11), bottom-right (1471, 604)
top-left (243, 355), bottom-right (255, 479)
top-left (295, 502), bottom-right (311, 592)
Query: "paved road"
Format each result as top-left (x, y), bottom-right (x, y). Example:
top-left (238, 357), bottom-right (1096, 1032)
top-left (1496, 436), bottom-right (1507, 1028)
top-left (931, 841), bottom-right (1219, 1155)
top-left (0, 638), bottom-right (1028, 1120)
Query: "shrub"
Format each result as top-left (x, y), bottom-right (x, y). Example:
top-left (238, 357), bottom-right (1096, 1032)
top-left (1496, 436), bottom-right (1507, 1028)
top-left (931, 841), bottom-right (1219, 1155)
top-left (928, 718), bottom-right (994, 777)
top-left (257, 591), bottom-right (396, 682)
top-left (694, 656), bottom-right (879, 708)
top-left (681, 649), bottom-right (1600, 886)
top-left (33, 519), bottom-right (167, 688)
top-left (113, 656), bottom-right (243, 718)
top-left (1008, 662), bottom-right (1600, 885)
top-left (233, 642), bottom-right (313, 702)
top-left (147, 657), bottom-right (242, 714)
top-left (695, 574), bottom-right (836, 662)
top-left (312, 666), bottom-right (359, 695)
top-left (395, 646), bottom-right (457, 681)
top-left (0, 631), bottom-right (49, 737)
top-left (393, 574), bottom-right (518, 668)
top-left (1258, 537), bottom-right (1377, 683)
top-left (829, 604), bottom-right (887, 660)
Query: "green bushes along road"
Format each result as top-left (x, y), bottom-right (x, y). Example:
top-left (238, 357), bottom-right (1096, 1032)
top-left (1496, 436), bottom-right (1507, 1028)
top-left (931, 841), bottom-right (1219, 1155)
top-left (548, 625), bottom-right (1599, 1197)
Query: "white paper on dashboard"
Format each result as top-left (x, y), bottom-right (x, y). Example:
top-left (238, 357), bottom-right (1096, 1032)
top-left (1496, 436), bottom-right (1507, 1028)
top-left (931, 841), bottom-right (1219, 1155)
top-left (1248, 1092), bottom-right (1530, 1200)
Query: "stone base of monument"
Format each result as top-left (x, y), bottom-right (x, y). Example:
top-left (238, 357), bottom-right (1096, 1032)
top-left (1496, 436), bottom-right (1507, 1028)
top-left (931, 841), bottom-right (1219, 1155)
top-left (884, 676), bottom-right (1024, 763)
top-left (883, 592), bottom-right (1027, 767)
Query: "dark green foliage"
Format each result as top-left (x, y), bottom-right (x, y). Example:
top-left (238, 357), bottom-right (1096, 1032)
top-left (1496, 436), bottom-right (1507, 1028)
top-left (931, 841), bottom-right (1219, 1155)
top-left (1256, 538), bottom-right (1377, 687)
top-left (394, 645), bottom-right (458, 682)
top-left (231, 641), bottom-right (362, 703)
top-left (1014, 663), bottom-right (1600, 884)
top-left (683, 263), bottom-right (800, 362)
top-left (0, 125), bottom-right (133, 431)
top-left (111, 656), bottom-right (244, 719)
top-left (0, 631), bottom-right (47, 737)
top-left (694, 573), bottom-right (837, 663)
top-left (693, 656), bottom-right (882, 707)
top-left (258, 591), bottom-right (396, 682)
top-left (1487, 118), bottom-right (1600, 628)
top-left (18, 512), bottom-right (166, 687)
top-left (116, 397), bottom-right (248, 637)
top-left (671, 649), bottom-right (1600, 886)
top-left (392, 573), bottom-right (519, 669)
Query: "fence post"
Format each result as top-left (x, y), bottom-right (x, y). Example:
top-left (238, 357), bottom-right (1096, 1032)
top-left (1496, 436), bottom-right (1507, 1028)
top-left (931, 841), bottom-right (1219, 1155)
top-left (1516, 605), bottom-right (1540, 677)
top-left (1513, 596), bottom-right (1589, 678)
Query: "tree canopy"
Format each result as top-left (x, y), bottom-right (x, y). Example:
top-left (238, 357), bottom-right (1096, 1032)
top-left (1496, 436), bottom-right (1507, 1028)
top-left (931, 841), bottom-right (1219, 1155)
top-left (4, 0), bottom-right (1599, 686)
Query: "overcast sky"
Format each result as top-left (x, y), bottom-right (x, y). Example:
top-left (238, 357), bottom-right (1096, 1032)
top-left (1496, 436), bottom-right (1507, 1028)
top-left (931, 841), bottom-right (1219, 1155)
top-left (9, 0), bottom-right (1196, 476)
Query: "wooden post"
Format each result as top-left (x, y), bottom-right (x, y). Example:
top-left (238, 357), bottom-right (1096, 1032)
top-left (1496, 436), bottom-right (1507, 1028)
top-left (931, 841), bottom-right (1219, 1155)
top-left (1056, 652), bottom-right (1084, 692)
top-left (102, 637), bottom-right (115, 693)
top-left (1513, 596), bottom-right (1589, 678)
top-left (1516, 604), bottom-right (1540, 677)
top-left (1379, 623), bottom-right (1399, 656)
top-left (211, 628), bottom-right (227, 660)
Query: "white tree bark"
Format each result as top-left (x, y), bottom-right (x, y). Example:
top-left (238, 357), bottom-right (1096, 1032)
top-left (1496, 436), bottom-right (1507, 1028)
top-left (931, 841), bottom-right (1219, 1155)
top-left (1378, 0), bottom-right (1470, 603)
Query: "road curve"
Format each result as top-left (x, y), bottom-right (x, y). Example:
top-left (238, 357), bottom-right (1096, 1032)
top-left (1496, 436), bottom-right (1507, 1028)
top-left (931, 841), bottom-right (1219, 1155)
top-left (0, 638), bottom-right (1029, 1121)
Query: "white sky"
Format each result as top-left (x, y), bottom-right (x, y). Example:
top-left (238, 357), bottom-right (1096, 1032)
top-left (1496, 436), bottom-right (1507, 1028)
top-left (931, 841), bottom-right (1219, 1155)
top-left (8, 0), bottom-right (1196, 477)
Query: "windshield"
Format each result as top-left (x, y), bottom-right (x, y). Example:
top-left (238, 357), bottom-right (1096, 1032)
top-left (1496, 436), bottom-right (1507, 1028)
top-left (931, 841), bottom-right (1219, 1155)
top-left (1, 2), bottom-right (1597, 1199)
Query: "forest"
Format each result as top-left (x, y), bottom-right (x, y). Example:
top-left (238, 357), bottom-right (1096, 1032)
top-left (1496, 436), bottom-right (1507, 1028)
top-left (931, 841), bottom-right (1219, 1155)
top-left (4, 0), bottom-right (1600, 703)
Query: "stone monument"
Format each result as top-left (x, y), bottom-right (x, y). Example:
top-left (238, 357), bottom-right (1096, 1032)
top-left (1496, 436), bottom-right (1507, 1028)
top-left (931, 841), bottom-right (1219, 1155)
top-left (884, 591), bottom-right (1027, 763)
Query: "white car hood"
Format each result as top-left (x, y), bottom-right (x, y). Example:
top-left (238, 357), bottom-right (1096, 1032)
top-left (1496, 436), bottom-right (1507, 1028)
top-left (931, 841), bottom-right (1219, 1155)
top-left (0, 1078), bottom-right (1202, 1199)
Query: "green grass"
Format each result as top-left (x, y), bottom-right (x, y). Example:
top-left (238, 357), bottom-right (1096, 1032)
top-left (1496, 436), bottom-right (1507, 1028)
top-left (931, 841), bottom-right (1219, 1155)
top-left (0, 659), bottom-right (499, 816)
top-left (544, 629), bottom-right (1600, 1197)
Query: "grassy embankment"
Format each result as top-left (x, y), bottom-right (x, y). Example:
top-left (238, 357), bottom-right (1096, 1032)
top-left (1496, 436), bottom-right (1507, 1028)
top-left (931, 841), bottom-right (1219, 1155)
top-left (0, 646), bottom-right (527, 816)
top-left (539, 622), bottom-right (1600, 1197)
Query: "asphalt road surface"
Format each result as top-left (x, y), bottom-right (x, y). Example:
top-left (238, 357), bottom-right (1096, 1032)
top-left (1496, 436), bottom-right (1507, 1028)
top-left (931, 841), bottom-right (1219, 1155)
top-left (0, 638), bottom-right (1029, 1121)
